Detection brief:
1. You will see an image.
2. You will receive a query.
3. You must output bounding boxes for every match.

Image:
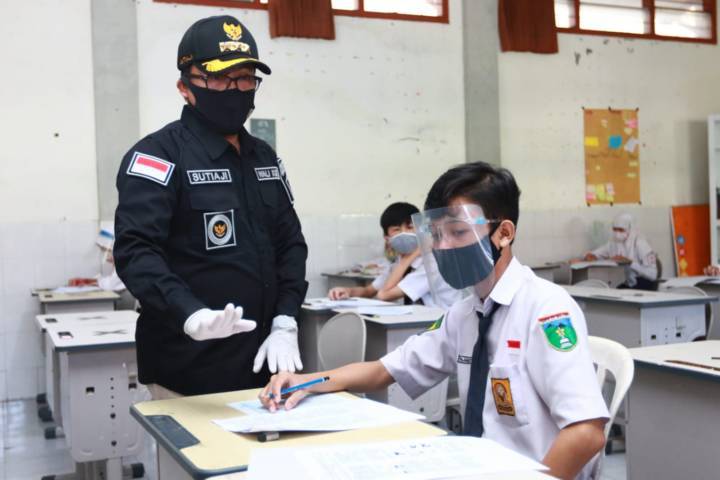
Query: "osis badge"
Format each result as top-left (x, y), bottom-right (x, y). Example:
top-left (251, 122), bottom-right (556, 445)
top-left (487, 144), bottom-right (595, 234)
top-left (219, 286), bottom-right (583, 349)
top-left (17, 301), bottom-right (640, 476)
top-left (491, 378), bottom-right (516, 416)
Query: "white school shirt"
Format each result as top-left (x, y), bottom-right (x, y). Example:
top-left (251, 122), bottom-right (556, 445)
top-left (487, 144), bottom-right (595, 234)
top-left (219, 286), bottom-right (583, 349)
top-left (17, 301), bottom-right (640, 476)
top-left (591, 233), bottom-right (657, 287)
top-left (381, 258), bottom-right (609, 479)
top-left (372, 257), bottom-right (461, 309)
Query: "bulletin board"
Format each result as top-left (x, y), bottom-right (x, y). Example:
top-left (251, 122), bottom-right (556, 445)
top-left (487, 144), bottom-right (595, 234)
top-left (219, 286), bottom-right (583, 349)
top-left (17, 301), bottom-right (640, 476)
top-left (671, 204), bottom-right (710, 276)
top-left (583, 108), bottom-right (640, 205)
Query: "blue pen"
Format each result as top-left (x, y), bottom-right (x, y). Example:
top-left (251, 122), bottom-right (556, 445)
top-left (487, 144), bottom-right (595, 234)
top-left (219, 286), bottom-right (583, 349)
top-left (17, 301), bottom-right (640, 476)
top-left (268, 376), bottom-right (330, 399)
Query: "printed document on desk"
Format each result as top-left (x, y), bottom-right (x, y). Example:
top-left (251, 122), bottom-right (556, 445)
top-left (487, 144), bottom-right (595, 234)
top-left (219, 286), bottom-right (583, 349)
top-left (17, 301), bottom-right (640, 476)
top-left (247, 436), bottom-right (548, 480)
top-left (214, 393), bottom-right (424, 433)
top-left (51, 285), bottom-right (103, 294)
top-left (303, 297), bottom-right (393, 310)
top-left (355, 306), bottom-right (414, 316)
top-left (570, 260), bottom-right (620, 270)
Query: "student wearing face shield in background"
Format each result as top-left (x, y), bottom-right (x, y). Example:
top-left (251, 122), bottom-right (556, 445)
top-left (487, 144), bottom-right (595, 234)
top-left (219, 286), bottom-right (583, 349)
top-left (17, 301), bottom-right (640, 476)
top-left (262, 162), bottom-right (608, 480)
top-left (583, 213), bottom-right (659, 290)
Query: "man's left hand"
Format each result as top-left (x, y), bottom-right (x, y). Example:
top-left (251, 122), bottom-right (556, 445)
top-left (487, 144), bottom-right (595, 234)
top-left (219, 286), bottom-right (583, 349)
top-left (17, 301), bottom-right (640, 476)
top-left (253, 315), bottom-right (303, 373)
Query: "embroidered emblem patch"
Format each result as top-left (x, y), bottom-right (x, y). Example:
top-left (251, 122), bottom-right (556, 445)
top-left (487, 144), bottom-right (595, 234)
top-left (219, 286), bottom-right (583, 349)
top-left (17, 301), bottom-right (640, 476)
top-left (491, 378), bottom-right (516, 416)
top-left (126, 152), bottom-right (174, 186)
top-left (425, 315), bottom-right (444, 332)
top-left (187, 169), bottom-right (232, 185)
top-left (254, 166), bottom-right (280, 181)
top-left (456, 355), bottom-right (472, 365)
top-left (203, 210), bottom-right (236, 250)
top-left (538, 312), bottom-right (578, 352)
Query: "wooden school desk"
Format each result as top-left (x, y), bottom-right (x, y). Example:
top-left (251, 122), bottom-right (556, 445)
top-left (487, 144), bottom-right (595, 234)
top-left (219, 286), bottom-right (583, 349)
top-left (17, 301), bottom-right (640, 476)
top-left (131, 390), bottom-right (445, 479)
top-left (37, 289), bottom-right (120, 314)
top-left (662, 276), bottom-right (720, 339)
top-left (34, 310), bottom-right (139, 439)
top-left (530, 262), bottom-right (563, 283)
top-left (44, 313), bottom-right (144, 480)
top-left (563, 285), bottom-right (714, 347)
top-left (626, 341), bottom-right (720, 480)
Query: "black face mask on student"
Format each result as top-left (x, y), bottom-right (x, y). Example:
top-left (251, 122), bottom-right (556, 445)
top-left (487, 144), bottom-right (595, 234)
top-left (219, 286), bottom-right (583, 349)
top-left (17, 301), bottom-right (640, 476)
top-left (187, 83), bottom-right (255, 135)
top-left (432, 225), bottom-right (503, 290)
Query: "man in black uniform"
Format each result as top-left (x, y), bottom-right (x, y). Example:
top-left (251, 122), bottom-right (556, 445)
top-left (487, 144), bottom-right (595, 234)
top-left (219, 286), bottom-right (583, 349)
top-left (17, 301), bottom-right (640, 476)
top-left (114, 16), bottom-right (308, 398)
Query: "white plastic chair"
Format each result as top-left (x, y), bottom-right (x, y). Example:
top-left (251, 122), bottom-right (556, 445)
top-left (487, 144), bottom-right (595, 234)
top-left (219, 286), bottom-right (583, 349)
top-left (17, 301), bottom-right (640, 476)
top-left (576, 279), bottom-right (611, 289)
top-left (588, 336), bottom-right (635, 478)
top-left (318, 311), bottom-right (367, 370)
top-left (662, 285), bottom-right (713, 340)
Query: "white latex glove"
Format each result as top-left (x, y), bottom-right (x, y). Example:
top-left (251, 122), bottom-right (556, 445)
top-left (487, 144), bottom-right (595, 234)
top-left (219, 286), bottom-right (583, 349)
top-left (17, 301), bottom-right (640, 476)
top-left (253, 315), bottom-right (303, 373)
top-left (183, 303), bottom-right (256, 341)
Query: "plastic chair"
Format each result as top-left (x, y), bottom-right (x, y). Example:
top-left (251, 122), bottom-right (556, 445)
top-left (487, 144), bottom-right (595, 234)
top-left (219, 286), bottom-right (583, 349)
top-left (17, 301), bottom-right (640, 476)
top-left (318, 311), bottom-right (367, 370)
top-left (575, 279), bottom-right (611, 289)
top-left (588, 336), bottom-right (635, 478)
top-left (663, 286), bottom-right (713, 340)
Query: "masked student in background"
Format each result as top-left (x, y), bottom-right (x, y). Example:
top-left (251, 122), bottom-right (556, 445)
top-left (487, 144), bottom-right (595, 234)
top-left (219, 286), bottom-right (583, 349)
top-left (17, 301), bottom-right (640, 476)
top-left (269, 162), bottom-right (608, 480)
top-left (328, 202), bottom-right (461, 309)
top-left (583, 213), bottom-right (659, 290)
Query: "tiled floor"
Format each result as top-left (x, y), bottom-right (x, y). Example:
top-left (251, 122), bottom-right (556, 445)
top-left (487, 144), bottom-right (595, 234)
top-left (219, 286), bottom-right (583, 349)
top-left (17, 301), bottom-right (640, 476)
top-left (0, 398), bottom-right (627, 479)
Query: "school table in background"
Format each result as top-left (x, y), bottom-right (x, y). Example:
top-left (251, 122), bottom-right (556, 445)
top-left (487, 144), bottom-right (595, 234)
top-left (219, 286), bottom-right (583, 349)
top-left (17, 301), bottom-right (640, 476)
top-left (626, 341), bottom-right (720, 480)
top-left (32, 289), bottom-right (119, 427)
top-left (530, 262), bottom-right (563, 283)
top-left (569, 260), bottom-right (627, 288)
top-left (130, 390), bottom-right (445, 480)
top-left (662, 275), bottom-right (720, 339)
top-left (42, 312), bottom-right (145, 480)
top-left (321, 270), bottom-right (377, 289)
top-left (34, 310), bottom-right (139, 439)
top-left (562, 285), bottom-right (714, 347)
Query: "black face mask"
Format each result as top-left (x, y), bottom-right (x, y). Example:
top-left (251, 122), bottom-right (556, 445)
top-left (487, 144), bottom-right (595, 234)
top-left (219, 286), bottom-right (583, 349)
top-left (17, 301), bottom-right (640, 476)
top-left (432, 229), bottom-right (503, 290)
top-left (187, 83), bottom-right (255, 135)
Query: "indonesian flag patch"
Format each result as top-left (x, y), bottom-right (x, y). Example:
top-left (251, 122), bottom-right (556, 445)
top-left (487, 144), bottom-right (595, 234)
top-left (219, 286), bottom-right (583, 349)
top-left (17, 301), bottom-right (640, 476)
top-left (127, 152), bottom-right (175, 186)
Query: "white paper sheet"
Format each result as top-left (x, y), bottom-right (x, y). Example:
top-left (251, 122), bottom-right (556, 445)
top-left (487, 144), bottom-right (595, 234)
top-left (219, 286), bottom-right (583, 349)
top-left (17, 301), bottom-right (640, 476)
top-left (247, 436), bottom-right (548, 479)
top-left (303, 297), bottom-right (393, 310)
top-left (215, 393), bottom-right (424, 433)
top-left (570, 259), bottom-right (620, 270)
top-left (51, 285), bottom-right (103, 294)
top-left (356, 306), bottom-right (414, 316)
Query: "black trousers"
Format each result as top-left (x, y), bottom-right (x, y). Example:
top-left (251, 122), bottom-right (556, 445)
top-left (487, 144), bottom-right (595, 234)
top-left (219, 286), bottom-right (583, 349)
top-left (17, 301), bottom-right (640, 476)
top-left (618, 276), bottom-right (658, 291)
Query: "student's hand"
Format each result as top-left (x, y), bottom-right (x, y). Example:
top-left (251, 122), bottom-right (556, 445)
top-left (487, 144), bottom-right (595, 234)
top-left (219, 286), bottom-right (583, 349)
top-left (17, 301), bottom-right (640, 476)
top-left (583, 253), bottom-right (598, 261)
top-left (328, 287), bottom-right (350, 300)
top-left (704, 265), bottom-right (720, 276)
top-left (259, 372), bottom-right (312, 412)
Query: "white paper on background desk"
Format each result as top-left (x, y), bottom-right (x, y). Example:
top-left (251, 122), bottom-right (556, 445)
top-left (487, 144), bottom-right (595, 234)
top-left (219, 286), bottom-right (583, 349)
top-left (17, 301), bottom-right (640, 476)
top-left (215, 393), bottom-right (424, 433)
top-left (570, 260), bottom-right (619, 270)
top-left (303, 297), bottom-right (392, 310)
top-left (51, 285), bottom-right (103, 294)
top-left (247, 436), bottom-right (548, 480)
top-left (355, 306), bottom-right (414, 316)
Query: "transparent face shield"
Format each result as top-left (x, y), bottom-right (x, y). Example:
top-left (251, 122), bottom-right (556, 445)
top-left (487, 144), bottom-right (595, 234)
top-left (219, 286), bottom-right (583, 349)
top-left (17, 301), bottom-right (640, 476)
top-left (412, 204), bottom-right (499, 300)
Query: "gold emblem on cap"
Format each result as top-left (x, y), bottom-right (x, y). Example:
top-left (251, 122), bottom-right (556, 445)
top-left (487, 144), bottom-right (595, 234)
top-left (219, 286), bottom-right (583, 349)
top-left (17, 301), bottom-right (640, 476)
top-left (223, 22), bottom-right (243, 41)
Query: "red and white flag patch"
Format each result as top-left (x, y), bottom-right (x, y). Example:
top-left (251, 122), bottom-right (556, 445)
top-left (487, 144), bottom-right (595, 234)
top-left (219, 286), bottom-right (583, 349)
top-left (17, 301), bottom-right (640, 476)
top-left (127, 152), bottom-right (175, 186)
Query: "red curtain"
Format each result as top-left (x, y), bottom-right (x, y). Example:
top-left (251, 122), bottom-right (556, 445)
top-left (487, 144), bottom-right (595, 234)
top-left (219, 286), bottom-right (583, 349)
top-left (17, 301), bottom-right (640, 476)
top-left (268, 0), bottom-right (335, 40)
top-left (498, 0), bottom-right (558, 54)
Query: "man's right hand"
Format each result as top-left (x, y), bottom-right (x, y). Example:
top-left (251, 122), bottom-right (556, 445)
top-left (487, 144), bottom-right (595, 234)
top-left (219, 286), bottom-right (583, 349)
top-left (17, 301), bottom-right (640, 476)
top-left (183, 303), bottom-right (256, 341)
top-left (328, 287), bottom-right (350, 300)
top-left (259, 371), bottom-right (312, 412)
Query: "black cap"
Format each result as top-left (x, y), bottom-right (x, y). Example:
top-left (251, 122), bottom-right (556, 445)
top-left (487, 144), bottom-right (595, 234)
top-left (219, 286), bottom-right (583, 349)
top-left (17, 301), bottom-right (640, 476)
top-left (177, 15), bottom-right (271, 75)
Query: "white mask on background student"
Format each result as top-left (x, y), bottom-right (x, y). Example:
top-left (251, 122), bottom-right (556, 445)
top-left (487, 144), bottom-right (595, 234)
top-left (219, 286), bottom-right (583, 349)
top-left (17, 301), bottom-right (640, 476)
top-left (389, 232), bottom-right (418, 255)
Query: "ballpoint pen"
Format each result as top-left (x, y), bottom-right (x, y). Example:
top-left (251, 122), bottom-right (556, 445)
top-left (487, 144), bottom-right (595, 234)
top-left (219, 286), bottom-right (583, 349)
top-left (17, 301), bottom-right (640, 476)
top-left (268, 376), bottom-right (330, 399)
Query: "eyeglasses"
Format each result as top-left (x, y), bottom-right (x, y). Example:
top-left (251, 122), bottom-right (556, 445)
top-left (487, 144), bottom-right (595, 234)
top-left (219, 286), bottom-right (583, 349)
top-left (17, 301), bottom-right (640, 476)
top-left (185, 73), bottom-right (263, 92)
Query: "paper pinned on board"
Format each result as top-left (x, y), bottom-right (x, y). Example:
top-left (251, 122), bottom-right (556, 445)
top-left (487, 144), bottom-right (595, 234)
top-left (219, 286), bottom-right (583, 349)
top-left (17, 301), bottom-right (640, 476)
top-left (215, 393), bottom-right (424, 433)
top-left (247, 436), bottom-right (548, 480)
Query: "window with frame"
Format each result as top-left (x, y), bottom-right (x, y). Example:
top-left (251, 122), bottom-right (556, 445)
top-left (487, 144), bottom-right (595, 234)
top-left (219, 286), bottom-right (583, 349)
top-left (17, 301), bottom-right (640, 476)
top-left (155, 0), bottom-right (448, 23)
top-left (554, 0), bottom-right (716, 43)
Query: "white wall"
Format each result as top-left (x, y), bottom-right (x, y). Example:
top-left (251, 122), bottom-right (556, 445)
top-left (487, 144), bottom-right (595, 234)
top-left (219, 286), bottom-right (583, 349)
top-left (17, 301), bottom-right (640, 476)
top-left (0, 0), bottom-right (100, 400)
top-left (497, 30), bottom-right (720, 270)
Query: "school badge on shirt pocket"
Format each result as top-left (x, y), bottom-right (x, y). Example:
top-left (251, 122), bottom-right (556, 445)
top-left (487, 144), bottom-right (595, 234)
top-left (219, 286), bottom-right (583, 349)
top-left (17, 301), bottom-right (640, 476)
top-left (491, 378), bottom-right (516, 416)
top-left (204, 210), bottom-right (236, 250)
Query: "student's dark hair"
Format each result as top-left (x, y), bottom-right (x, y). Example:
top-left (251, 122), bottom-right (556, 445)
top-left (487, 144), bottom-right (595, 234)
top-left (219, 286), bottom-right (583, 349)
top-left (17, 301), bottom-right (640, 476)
top-left (380, 202), bottom-right (420, 234)
top-left (424, 161), bottom-right (521, 226)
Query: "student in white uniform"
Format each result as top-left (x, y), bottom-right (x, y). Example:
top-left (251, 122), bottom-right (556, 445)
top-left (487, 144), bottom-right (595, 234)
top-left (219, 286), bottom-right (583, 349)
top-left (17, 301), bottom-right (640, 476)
top-left (583, 212), bottom-right (658, 290)
top-left (328, 202), bottom-right (460, 308)
top-left (262, 162), bottom-right (608, 480)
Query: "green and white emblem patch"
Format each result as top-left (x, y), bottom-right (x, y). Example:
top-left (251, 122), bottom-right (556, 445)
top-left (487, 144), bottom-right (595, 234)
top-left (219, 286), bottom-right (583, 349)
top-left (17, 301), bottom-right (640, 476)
top-left (538, 312), bottom-right (578, 352)
top-left (425, 315), bottom-right (444, 332)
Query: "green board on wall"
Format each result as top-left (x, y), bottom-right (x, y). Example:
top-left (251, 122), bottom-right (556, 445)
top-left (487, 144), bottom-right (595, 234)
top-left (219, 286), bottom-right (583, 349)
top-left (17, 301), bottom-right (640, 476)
top-left (250, 118), bottom-right (276, 150)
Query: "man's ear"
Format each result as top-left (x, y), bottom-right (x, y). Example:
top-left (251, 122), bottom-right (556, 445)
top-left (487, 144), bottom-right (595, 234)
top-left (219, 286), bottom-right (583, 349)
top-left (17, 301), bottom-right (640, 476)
top-left (496, 220), bottom-right (516, 248)
top-left (177, 78), bottom-right (190, 101)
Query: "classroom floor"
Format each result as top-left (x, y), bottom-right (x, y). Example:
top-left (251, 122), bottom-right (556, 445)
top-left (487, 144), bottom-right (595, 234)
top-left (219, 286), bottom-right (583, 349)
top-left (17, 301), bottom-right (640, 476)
top-left (0, 398), bottom-right (627, 480)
